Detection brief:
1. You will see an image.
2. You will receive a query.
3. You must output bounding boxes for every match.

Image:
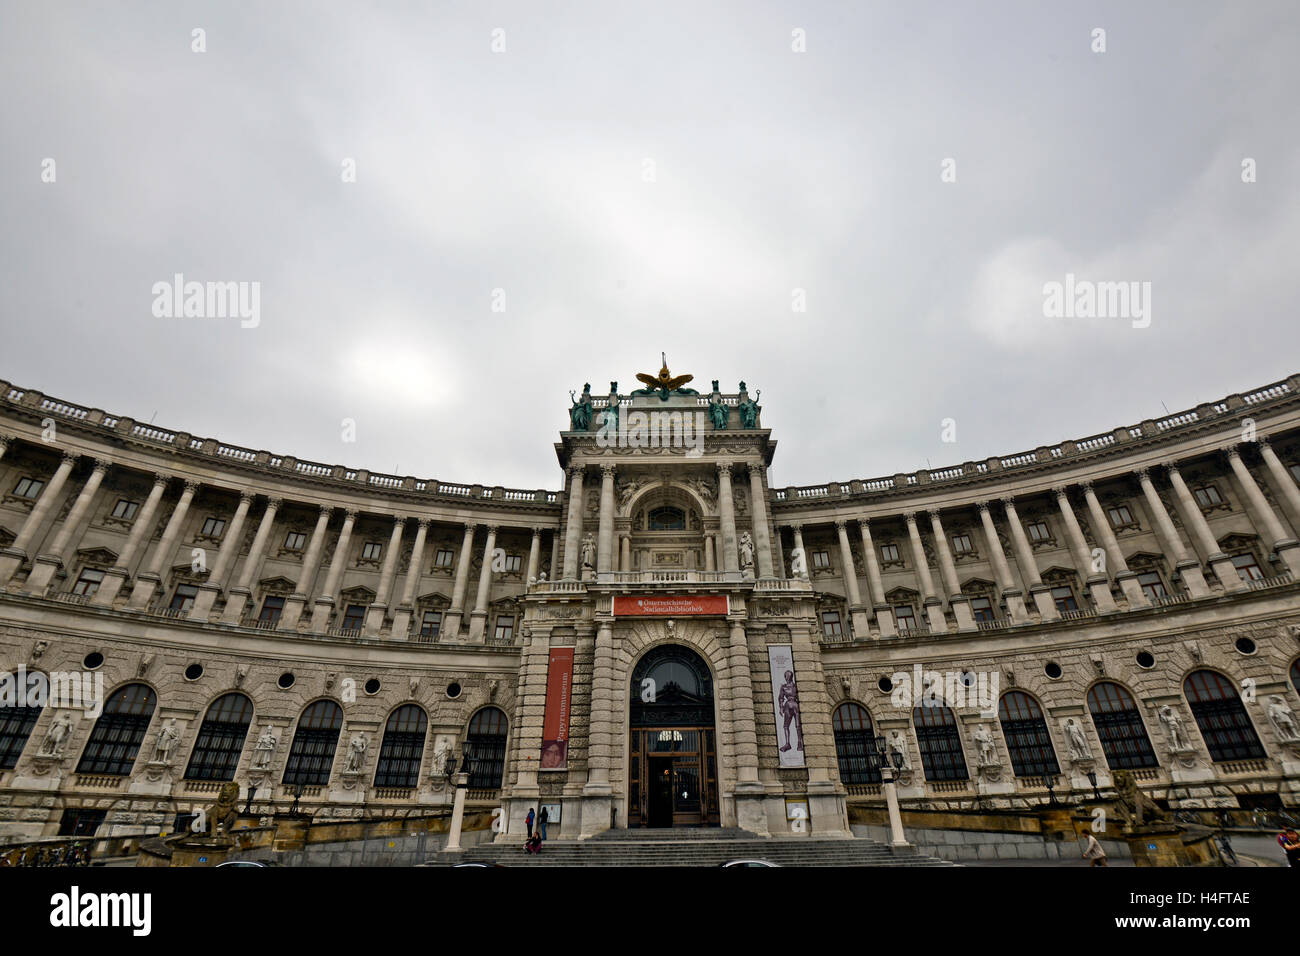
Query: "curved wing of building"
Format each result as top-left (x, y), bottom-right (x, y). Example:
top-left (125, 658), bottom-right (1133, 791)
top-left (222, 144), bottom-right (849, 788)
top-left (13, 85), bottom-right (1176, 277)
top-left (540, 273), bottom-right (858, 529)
top-left (0, 371), bottom-right (1297, 843)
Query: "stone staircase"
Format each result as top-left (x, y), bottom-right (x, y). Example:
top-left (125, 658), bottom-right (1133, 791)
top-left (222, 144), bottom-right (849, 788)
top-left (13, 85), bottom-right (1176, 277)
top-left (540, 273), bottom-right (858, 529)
top-left (431, 828), bottom-right (957, 867)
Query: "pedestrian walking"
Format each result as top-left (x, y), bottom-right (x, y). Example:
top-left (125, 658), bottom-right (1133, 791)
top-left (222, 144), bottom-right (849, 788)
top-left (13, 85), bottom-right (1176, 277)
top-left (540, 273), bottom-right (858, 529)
top-left (1081, 832), bottom-right (1108, 867)
top-left (525, 807), bottom-right (535, 839)
top-left (538, 805), bottom-right (549, 841)
top-left (1278, 828), bottom-right (1300, 867)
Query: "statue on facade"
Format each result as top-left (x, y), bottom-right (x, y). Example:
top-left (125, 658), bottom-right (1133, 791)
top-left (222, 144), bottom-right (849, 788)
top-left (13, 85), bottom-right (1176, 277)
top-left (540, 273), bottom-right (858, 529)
top-left (707, 388), bottom-right (729, 430)
top-left (580, 533), bottom-right (596, 571)
top-left (739, 531), bottom-right (755, 572)
top-left (204, 781), bottom-right (241, 835)
top-left (152, 718), bottom-right (179, 763)
top-left (1064, 718), bottom-right (1091, 760)
top-left (1112, 770), bottom-right (1166, 828)
top-left (38, 712), bottom-right (73, 757)
top-left (1159, 705), bottom-right (1192, 751)
top-left (600, 382), bottom-right (620, 434)
top-left (568, 383), bottom-right (593, 431)
top-left (252, 725), bottom-right (278, 771)
top-left (632, 353), bottom-right (699, 400)
top-left (344, 732), bottom-right (368, 773)
top-left (736, 383), bottom-right (760, 429)
top-left (888, 730), bottom-right (911, 770)
top-left (973, 724), bottom-right (998, 766)
top-left (1267, 695), bottom-right (1300, 742)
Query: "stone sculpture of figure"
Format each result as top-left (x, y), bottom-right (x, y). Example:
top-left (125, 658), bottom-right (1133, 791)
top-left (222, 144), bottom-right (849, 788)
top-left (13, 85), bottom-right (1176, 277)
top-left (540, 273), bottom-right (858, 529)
top-left (580, 533), bottom-right (596, 571)
top-left (432, 737), bottom-right (453, 777)
top-left (888, 730), bottom-right (911, 770)
top-left (252, 725), bottom-right (278, 771)
top-left (601, 384), bottom-right (620, 434)
top-left (38, 713), bottom-right (73, 757)
top-left (152, 718), bottom-right (179, 763)
top-left (1160, 705), bottom-right (1191, 751)
top-left (1065, 718), bottom-right (1091, 760)
top-left (973, 724), bottom-right (997, 766)
top-left (708, 391), bottom-right (729, 430)
top-left (344, 733), bottom-right (368, 773)
top-left (839, 675), bottom-right (852, 700)
top-left (1267, 695), bottom-right (1300, 742)
top-left (778, 670), bottom-right (804, 753)
top-left (205, 781), bottom-right (240, 835)
top-left (568, 383), bottom-right (593, 431)
top-left (737, 394), bottom-right (760, 429)
top-left (739, 531), bottom-right (755, 572)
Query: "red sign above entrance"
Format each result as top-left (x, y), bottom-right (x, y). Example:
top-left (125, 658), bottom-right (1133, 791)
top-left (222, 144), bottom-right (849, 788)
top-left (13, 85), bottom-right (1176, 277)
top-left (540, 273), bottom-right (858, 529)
top-left (612, 595), bottom-right (730, 617)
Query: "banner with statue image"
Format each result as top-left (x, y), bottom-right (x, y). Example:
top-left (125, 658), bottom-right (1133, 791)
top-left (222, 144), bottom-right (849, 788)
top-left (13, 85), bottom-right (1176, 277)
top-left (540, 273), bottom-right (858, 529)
top-left (768, 645), bottom-right (805, 768)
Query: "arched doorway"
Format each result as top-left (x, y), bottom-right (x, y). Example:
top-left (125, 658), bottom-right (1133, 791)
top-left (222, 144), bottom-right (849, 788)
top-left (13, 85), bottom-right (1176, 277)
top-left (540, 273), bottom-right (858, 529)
top-left (629, 645), bottom-right (719, 828)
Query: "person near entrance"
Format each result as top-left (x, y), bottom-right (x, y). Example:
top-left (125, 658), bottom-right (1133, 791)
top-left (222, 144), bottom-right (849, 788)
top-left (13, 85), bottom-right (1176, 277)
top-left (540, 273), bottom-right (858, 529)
top-left (538, 805), bottom-right (550, 841)
top-left (526, 807), bottom-right (535, 839)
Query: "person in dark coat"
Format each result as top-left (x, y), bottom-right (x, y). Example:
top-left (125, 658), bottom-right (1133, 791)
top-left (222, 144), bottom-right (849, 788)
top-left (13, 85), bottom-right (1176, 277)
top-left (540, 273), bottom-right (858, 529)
top-left (525, 807), bottom-right (535, 839)
top-left (538, 805), bottom-right (550, 841)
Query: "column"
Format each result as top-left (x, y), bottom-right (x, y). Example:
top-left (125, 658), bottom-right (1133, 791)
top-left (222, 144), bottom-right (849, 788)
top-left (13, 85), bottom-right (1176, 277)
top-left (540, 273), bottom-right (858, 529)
top-left (1054, 487), bottom-right (1117, 611)
top-left (561, 466), bottom-right (584, 580)
top-left (747, 464), bottom-right (775, 578)
top-left (0, 436), bottom-right (8, 462)
top-left (126, 480), bottom-right (199, 609)
top-left (364, 515), bottom-right (408, 635)
top-left (466, 525), bottom-right (497, 642)
top-left (309, 509), bottom-right (357, 631)
top-left (857, 520), bottom-right (896, 636)
top-left (441, 522), bottom-right (475, 638)
top-left (525, 527), bottom-right (542, 582)
top-left (704, 532), bottom-right (716, 572)
top-left (727, 620), bottom-right (768, 835)
top-left (581, 619), bottom-right (616, 837)
top-left (835, 520), bottom-right (871, 638)
top-left (0, 452), bottom-right (78, 586)
top-left (187, 492), bottom-right (253, 620)
top-left (92, 474), bottom-right (169, 606)
top-left (220, 497), bottom-right (282, 623)
top-left (1080, 483), bottom-right (1149, 608)
top-left (1135, 468), bottom-right (1211, 598)
top-left (1227, 446), bottom-right (1300, 575)
top-left (25, 458), bottom-right (110, 593)
top-left (1166, 464), bottom-right (1243, 592)
top-left (716, 463), bottom-right (739, 573)
top-left (278, 505), bottom-right (332, 629)
top-left (975, 502), bottom-right (1030, 623)
top-left (548, 532), bottom-right (560, 582)
top-left (928, 511), bottom-right (976, 630)
top-left (1260, 439), bottom-right (1300, 533)
top-left (904, 512), bottom-right (947, 632)
top-left (1002, 497), bottom-right (1060, 621)
top-left (619, 534), bottom-right (630, 573)
top-left (389, 518), bottom-right (430, 639)
top-left (597, 463), bottom-right (616, 577)
top-left (772, 526), bottom-right (786, 578)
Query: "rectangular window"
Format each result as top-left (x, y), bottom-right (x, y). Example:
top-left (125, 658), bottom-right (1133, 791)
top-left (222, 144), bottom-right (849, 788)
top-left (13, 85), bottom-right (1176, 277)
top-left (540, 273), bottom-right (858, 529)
top-left (1231, 552), bottom-right (1264, 582)
top-left (951, 534), bottom-right (973, 554)
top-left (283, 531), bottom-right (306, 550)
top-left (1051, 586), bottom-right (1078, 612)
top-left (361, 541), bottom-right (383, 560)
top-left (812, 550), bottom-right (831, 568)
top-left (1107, 505), bottom-right (1134, 528)
top-left (111, 499), bottom-right (140, 520)
top-left (72, 567), bottom-right (104, 597)
top-left (1193, 485), bottom-right (1223, 508)
top-left (434, 549), bottom-right (455, 568)
top-left (1027, 521), bottom-right (1051, 543)
top-left (13, 477), bottom-right (43, 499)
top-left (341, 604), bottom-right (367, 631)
top-left (257, 595), bottom-right (285, 625)
top-left (894, 605), bottom-right (916, 631)
top-left (821, 611), bottom-right (842, 637)
top-left (494, 614), bottom-right (515, 643)
top-left (419, 611), bottom-right (441, 639)
top-left (201, 517), bottom-right (226, 538)
top-left (1137, 571), bottom-right (1166, 601)
top-left (880, 543), bottom-right (900, 563)
top-left (504, 554), bottom-right (522, 572)
top-left (169, 584), bottom-right (199, 613)
top-left (970, 596), bottom-right (995, 623)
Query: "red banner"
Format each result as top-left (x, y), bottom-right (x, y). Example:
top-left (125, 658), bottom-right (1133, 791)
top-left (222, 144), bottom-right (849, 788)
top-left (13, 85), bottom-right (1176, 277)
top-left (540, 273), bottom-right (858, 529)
top-left (540, 647), bottom-right (574, 769)
top-left (612, 595), bottom-right (730, 617)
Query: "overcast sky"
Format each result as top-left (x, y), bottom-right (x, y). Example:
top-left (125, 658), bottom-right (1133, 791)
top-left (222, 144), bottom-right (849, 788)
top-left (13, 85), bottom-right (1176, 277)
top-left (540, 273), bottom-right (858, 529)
top-left (2, 1), bottom-right (1297, 492)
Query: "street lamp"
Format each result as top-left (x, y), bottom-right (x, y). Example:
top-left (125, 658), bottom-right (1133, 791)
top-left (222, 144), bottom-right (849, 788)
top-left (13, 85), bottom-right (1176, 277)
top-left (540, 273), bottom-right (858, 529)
top-left (871, 734), bottom-right (909, 848)
top-left (1043, 772), bottom-right (1058, 806)
top-left (1085, 769), bottom-right (1100, 803)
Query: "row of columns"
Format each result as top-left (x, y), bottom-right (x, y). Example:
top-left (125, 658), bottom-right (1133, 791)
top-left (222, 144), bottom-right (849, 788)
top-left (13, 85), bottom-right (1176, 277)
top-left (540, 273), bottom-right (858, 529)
top-left (782, 447), bottom-right (1300, 637)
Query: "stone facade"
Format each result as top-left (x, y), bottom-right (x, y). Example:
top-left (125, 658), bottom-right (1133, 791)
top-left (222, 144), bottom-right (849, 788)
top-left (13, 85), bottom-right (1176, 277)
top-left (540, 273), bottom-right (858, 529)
top-left (0, 372), bottom-right (1298, 841)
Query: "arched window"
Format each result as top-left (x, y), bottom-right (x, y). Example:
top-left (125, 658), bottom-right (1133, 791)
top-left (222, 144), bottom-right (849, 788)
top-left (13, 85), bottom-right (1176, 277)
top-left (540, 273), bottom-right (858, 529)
top-left (374, 705), bottom-right (428, 788)
top-left (283, 700), bottom-right (344, 786)
top-left (912, 704), bottom-right (968, 781)
top-left (184, 693), bottom-right (254, 781)
top-left (648, 507), bottom-right (686, 531)
top-left (465, 707), bottom-right (508, 789)
top-left (998, 691), bottom-right (1060, 777)
top-left (0, 671), bottom-right (43, 770)
top-left (1087, 682), bottom-right (1158, 770)
top-left (1183, 670), bottom-right (1266, 762)
top-left (832, 703), bottom-right (880, 785)
top-left (76, 684), bottom-right (156, 776)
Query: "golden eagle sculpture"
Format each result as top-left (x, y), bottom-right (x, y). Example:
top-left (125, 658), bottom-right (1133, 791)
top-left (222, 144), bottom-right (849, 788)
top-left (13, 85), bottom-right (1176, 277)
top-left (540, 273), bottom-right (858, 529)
top-left (634, 352), bottom-right (696, 398)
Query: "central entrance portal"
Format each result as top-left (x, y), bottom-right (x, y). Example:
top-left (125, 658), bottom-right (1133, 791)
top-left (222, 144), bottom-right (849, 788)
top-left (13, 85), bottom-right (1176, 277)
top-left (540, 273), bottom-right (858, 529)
top-left (629, 645), bottom-right (720, 828)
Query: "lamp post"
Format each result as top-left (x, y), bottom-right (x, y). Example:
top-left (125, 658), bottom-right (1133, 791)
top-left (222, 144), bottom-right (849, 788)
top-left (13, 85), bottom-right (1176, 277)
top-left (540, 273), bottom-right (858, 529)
top-left (873, 735), bottom-right (909, 848)
top-left (1043, 772), bottom-right (1058, 807)
top-left (444, 747), bottom-right (474, 854)
top-left (1085, 769), bottom-right (1100, 803)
